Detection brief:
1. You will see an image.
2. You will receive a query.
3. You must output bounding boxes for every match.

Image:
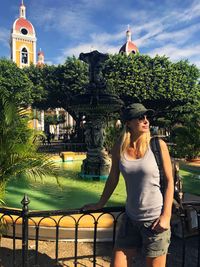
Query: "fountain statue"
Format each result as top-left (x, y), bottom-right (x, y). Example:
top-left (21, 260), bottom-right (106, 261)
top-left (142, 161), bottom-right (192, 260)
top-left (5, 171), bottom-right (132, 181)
top-left (70, 50), bottom-right (124, 180)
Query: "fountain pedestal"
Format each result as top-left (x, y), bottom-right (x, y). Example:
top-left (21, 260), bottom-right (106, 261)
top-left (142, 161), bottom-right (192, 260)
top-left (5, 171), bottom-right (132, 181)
top-left (81, 119), bottom-right (111, 179)
top-left (70, 50), bottom-right (124, 180)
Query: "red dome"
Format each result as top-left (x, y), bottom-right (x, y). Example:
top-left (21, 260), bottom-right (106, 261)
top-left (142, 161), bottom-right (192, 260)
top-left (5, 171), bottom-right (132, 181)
top-left (13, 18), bottom-right (35, 35)
top-left (119, 41), bottom-right (139, 54)
top-left (119, 29), bottom-right (139, 55)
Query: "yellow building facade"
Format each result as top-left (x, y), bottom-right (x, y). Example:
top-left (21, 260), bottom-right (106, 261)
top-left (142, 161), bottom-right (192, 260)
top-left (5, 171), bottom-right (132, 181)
top-left (10, 1), bottom-right (40, 129)
top-left (10, 1), bottom-right (36, 68)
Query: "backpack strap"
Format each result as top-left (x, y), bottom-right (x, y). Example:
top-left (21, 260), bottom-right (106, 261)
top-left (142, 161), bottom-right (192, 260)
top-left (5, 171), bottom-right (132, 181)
top-left (150, 137), bottom-right (165, 195)
top-left (150, 137), bottom-right (183, 212)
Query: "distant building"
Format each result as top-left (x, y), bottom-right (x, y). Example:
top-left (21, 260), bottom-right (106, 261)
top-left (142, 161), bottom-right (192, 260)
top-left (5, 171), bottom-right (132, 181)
top-left (119, 27), bottom-right (139, 55)
top-left (10, 1), bottom-right (75, 136)
top-left (37, 49), bottom-right (45, 67)
top-left (10, 0), bottom-right (37, 67)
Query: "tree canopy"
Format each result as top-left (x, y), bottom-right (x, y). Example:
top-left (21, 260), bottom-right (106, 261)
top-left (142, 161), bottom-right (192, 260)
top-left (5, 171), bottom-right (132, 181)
top-left (24, 54), bottom-right (200, 124)
top-left (1, 53), bottom-right (199, 125)
top-left (103, 54), bottom-right (200, 121)
top-left (103, 54), bottom-right (200, 125)
top-left (0, 59), bottom-right (36, 106)
top-left (25, 57), bottom-right (88, 114)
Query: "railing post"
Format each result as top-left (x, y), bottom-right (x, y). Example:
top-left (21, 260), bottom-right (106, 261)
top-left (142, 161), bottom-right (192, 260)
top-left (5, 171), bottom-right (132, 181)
top-left (180, 211), bottom-right (186, 267)
top-left (21, 194), bottom-right (30, 267)
top-left (197, 211), bottom-right (200, 267)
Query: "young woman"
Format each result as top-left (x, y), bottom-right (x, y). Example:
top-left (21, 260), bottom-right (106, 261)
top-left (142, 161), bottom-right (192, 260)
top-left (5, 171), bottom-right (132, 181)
top-left (83, 103), bottom-right (174, 267)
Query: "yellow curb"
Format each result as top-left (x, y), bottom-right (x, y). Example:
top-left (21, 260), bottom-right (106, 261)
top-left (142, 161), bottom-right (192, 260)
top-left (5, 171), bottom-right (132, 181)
top-left (59, 152), bottom-right (86, 162)
top-left (1, 212), bottom-right (116, 228)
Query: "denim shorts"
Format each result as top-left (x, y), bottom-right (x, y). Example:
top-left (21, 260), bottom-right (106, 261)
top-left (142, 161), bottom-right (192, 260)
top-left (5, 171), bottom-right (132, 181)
top-left (115, 213), bottom-right (171, 257)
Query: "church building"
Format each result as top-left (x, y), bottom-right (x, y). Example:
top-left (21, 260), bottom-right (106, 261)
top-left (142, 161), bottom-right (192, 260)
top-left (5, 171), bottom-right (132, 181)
top-left (9, 1), bottom-right (75, 138)
top-left (119, 27), bottom-right (139, 55)
top-left (10, 0), bottom-right (37, 68)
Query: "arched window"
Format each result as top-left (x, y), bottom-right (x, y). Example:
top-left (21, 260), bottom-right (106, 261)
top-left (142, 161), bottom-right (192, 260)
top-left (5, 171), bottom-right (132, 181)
top-left (21, 47), bottom-right (28, 64)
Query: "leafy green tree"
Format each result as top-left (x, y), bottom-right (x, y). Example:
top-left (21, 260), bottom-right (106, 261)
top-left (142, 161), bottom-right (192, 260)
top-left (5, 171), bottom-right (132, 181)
top-left (0, 58), bottom-right (35, 106)
top-left (0, 89), bottom-right (58, 200)
top-left (25, 57), bottom-right (88, 140)
top-left (103, 54), bottom-right (200, 120)
top-left (26, 57), bottom-right (88, 112)
top-left (23, 63), bottom-right (48, 106)
top-left (170, 113), bottom-right (200, 159)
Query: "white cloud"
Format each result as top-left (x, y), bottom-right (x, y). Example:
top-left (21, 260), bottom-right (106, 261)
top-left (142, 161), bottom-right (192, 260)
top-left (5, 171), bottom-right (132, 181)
top-left (0, 27), bottom-right (10, 48)
top-left (134, 25), bottom-right (164, 47)
top-left (44, 60), bottom-right (54, 66)
top-left (55, 42), bottom-right (119, 63)
top-left (177, 1), bottom-right (200, 21)
top-left (148, 44), bottom-right (200, 63)
top-left (31, 1), bottom-right (104, 38)
top-left (154, 24), bottom-right (200, 43)
top-left (90, 31), bottom-right (125, 44)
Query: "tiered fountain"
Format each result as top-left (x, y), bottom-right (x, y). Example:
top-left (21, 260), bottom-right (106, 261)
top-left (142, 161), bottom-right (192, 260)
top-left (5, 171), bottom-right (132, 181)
top-left (70, 50), bottom-right (124, 180)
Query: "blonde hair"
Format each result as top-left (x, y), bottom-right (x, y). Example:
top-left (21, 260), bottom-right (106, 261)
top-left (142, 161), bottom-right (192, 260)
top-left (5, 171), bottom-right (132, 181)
top-left (120, 126), bottom-right (151, 158)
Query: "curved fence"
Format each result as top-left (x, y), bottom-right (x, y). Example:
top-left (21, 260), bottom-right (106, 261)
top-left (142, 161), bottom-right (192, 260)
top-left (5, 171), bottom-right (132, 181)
top-left (37, 142), bottom-right (86, 154)
top-left (0, 196), bottom-right (199, 267)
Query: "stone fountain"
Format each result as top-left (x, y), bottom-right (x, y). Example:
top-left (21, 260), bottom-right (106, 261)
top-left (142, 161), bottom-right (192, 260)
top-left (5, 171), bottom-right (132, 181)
top-left (70, 50), bottom-right (124, 180)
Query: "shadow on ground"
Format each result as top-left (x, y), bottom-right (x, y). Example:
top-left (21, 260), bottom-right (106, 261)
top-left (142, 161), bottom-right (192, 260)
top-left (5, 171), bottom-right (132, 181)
top-left (0, 235), bottom-right (199, 267)
top-left (0, 248), bottom-right (62, 267)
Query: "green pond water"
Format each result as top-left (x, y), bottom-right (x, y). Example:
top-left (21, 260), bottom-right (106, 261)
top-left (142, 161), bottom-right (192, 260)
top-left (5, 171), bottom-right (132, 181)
top-left (5, 161), bottom-right (126, 211)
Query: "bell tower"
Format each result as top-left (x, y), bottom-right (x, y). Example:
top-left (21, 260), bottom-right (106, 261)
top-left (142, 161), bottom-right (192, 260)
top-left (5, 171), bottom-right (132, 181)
top-left (10, 0), bottom-right (37, 68)
top-left (119, 26), bottom-right (139, 55)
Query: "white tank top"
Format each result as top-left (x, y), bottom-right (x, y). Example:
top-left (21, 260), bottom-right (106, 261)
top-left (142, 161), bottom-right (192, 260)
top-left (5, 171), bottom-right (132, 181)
top-left (119, 147), bottom-right (163, 221)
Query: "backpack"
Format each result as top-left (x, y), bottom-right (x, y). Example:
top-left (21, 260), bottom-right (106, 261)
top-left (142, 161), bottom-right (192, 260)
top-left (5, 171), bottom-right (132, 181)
top-left (150, 136), bottom-right (183, 212)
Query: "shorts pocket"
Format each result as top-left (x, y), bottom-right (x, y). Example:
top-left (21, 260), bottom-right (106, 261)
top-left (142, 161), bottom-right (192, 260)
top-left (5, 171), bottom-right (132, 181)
top-left (143, 219), bottom-right (157, 229)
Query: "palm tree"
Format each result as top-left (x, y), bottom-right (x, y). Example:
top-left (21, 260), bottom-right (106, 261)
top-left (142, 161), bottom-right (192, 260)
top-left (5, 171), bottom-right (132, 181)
top-left (0, 90), bottom-right (58, 201)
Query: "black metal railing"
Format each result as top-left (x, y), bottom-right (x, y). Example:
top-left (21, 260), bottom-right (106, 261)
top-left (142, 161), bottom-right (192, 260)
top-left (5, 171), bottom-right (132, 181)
top-left (0, 197), bottom-right (200, 267)
top-left (37, 142), bottom-right (86, 154)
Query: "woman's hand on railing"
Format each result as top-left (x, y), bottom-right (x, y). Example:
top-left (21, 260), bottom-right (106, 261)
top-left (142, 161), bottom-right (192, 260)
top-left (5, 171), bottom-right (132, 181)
top-left (81, 202), bottom-right (103, 212)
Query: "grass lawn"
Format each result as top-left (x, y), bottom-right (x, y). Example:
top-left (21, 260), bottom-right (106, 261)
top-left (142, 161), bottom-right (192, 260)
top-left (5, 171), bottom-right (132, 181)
top-left (179, 164), bottom-right (200, 196)
top-left (5, 161), bottom-right (126, 210)
top-left (5, 161), bottom-right (199, 210)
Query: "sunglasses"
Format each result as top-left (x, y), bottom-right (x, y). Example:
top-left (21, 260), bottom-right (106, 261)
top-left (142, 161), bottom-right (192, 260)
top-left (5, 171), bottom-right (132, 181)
top-left (137, 114), bottom-right (151, 121)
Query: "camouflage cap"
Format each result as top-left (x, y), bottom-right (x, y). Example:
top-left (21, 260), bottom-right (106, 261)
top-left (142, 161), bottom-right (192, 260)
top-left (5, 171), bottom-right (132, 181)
top-left (121, 103), bottom-right (154, 122)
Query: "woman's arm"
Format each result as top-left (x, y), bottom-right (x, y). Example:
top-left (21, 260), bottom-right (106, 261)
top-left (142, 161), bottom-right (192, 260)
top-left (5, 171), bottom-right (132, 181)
top-left (82, 142), bottom-right (120, 210)
top-left (152, 139), bottom-right (174, 231)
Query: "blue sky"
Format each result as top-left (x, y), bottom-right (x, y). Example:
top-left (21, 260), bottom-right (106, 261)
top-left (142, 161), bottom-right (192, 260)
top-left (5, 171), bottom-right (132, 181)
top-left (1, 0), bottom-right (200, 67)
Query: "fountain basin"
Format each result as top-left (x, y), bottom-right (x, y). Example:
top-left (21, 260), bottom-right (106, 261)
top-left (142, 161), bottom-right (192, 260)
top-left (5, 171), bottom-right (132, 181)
top-left (2, 153), bottom-right (125, 241)
top-left (1, 211), bottom-right (122, 241)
